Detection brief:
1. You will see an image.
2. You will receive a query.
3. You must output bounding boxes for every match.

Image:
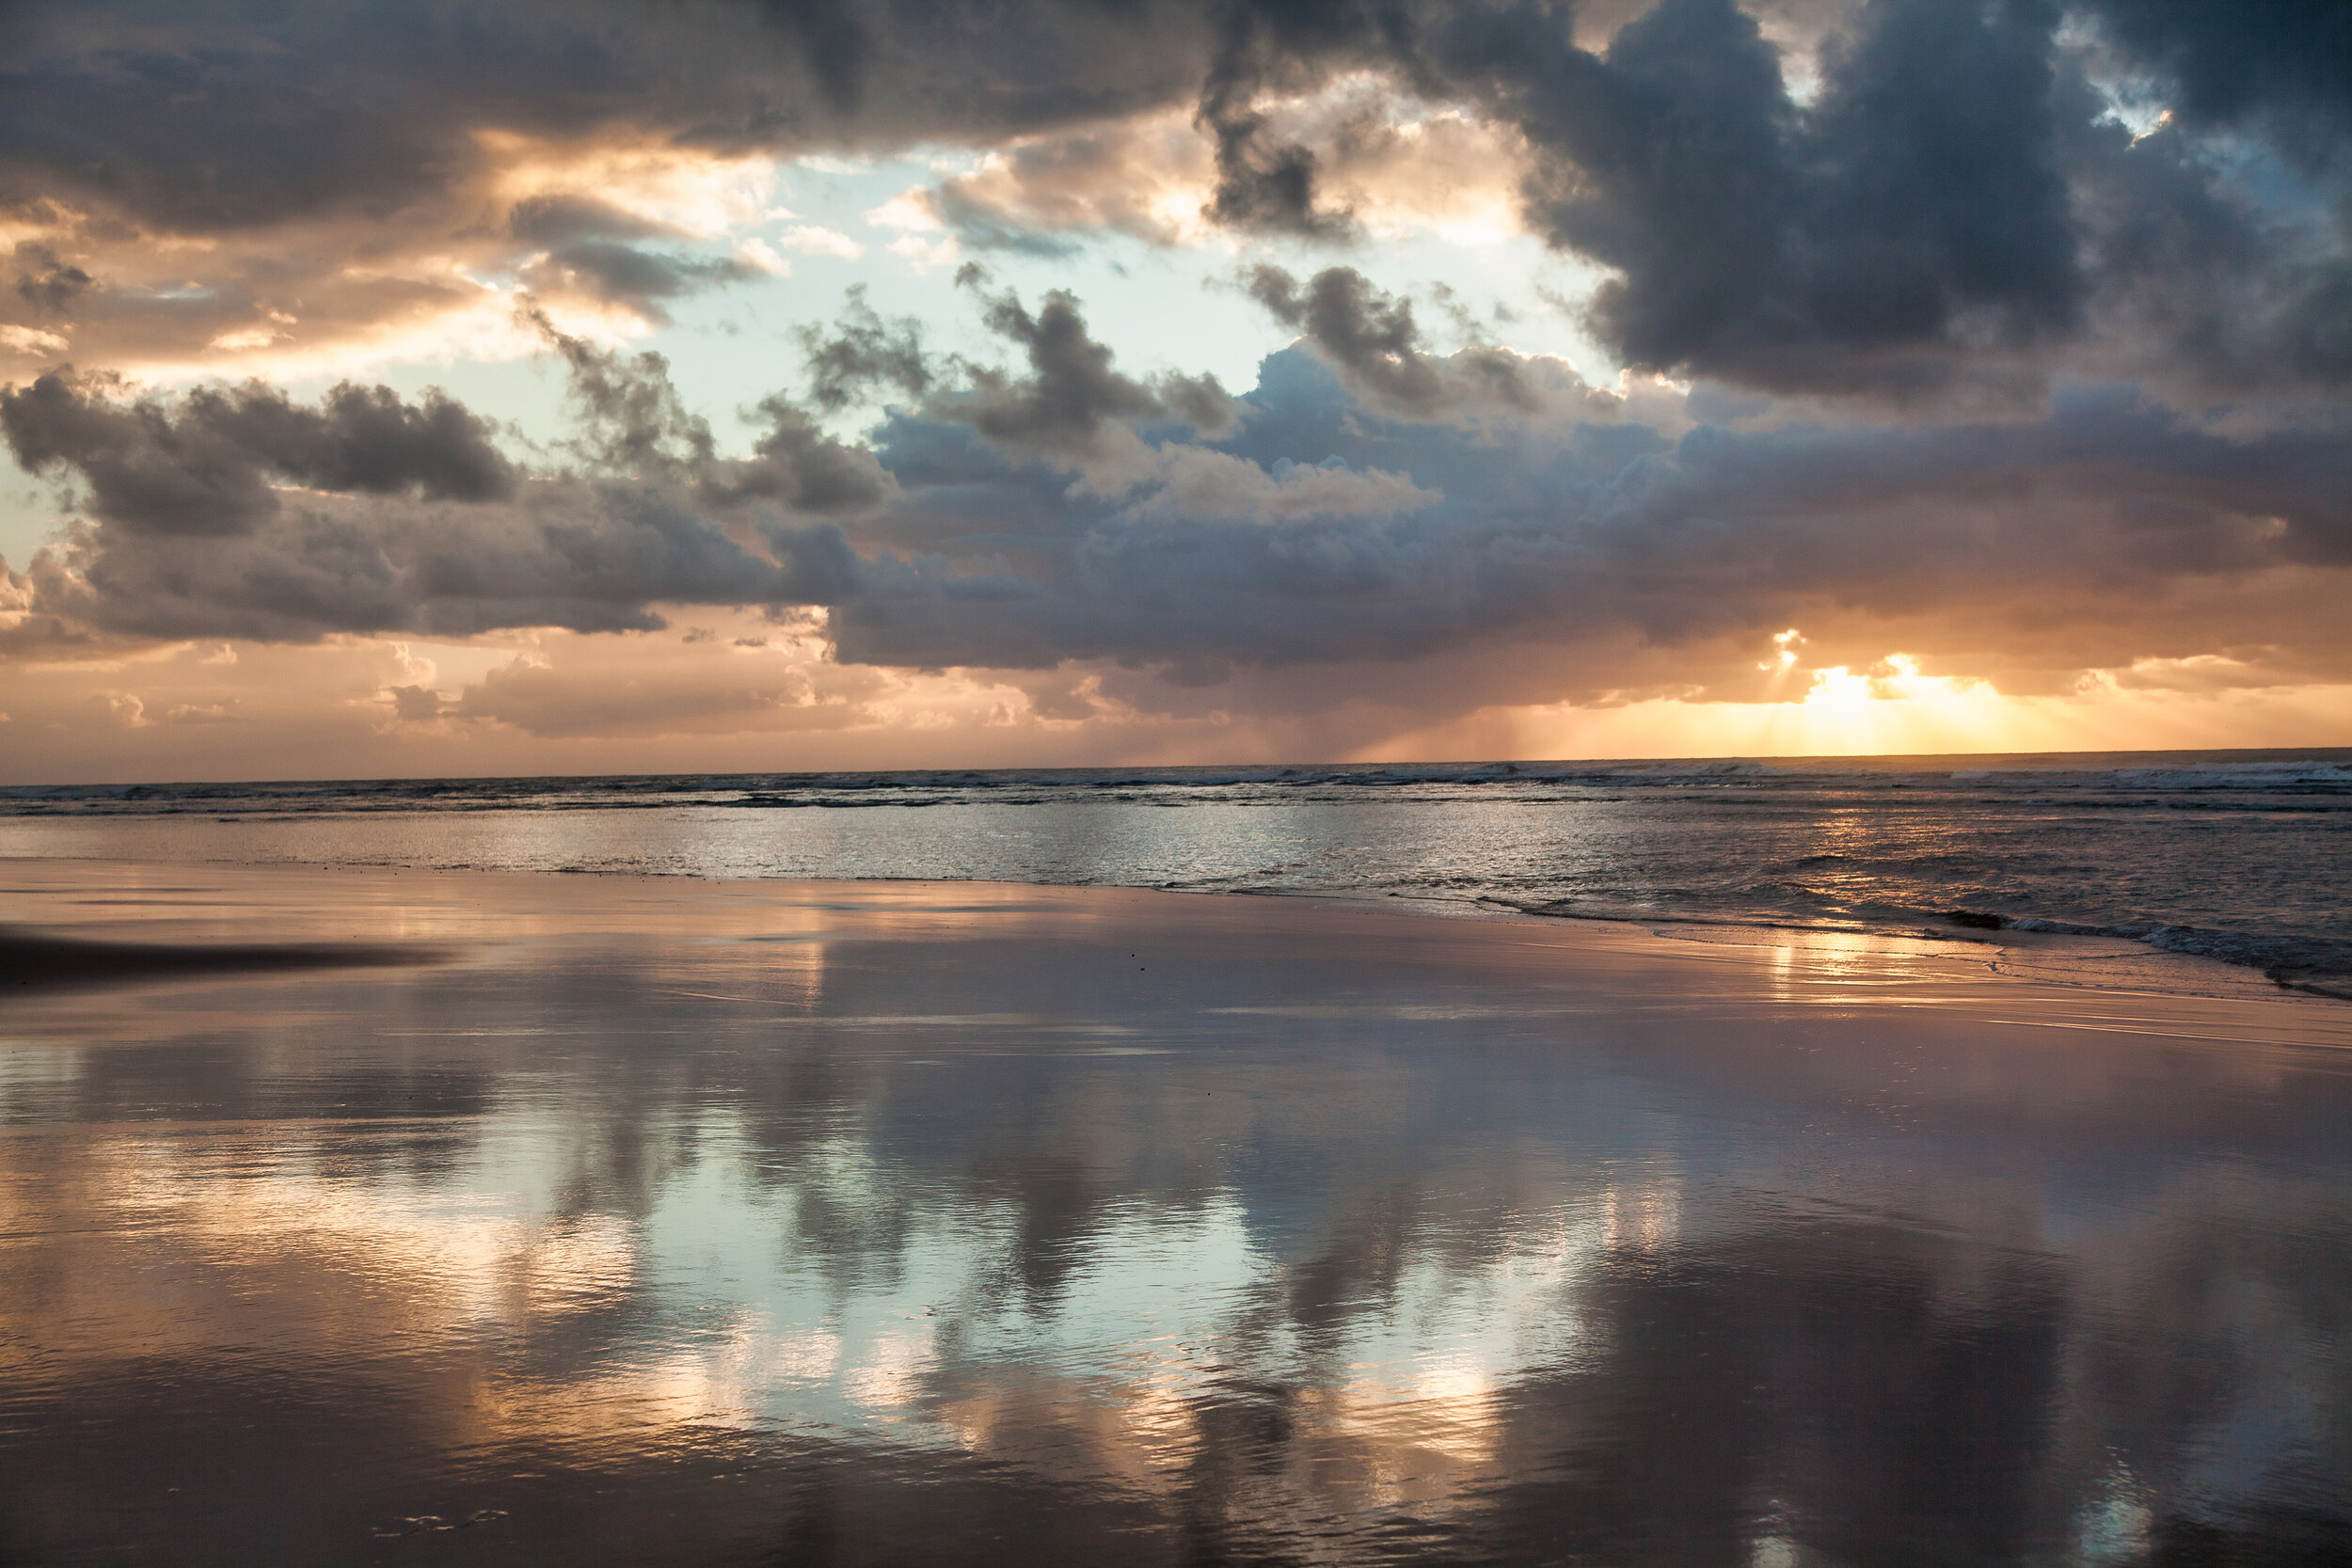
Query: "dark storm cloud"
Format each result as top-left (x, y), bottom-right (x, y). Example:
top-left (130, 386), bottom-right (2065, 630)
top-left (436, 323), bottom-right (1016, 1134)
top-left (2067, 107), bottom-right (2352, 389)
top-left (533, 305), bottom-right (896, 512)
top-left (951, 286), bottom-right (1166, 459)
top-left (506, 195), bottom-right (670, 246)
top-left (1201, 103), bottom-right (1353, 240)
top-left (0, 0), bottom-right (1219, 239)
top-left (0, 372), bottom-right (516, 535)
top-left (757, 0), bottom-right (877, 116)
top-left (796, 279), bottom-right (1239, 457)
top-left (1247, 265), bottom-right (1540, 418)
top-left (533, 312), bottom-right (719, 479)
top-left (1191, 0), bottom-right (1407, 238)
top-left (2074, 0), bottom-right (2352, 168)
top-left (524, 243), bottom-right (762, 323)
top-left (16, 482), bottom-right (859, 641)
top-left (12, 245), bottom-right (90, 314)
top-left (798, 288), bottom-right (933, 414)
top-left (1422, 0), bottom-right (2084, 393)
top-left (0, 314), bottom-right (882, 641)
top-left (1422, 0), bottom-right (2348, 394)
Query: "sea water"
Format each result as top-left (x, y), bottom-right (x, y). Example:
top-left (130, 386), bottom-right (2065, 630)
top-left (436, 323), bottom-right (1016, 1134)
top-left (6, 748), bottom-right (2348, 994)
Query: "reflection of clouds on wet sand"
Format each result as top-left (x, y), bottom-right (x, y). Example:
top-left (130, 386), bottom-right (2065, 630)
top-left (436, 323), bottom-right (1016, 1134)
top-left (0, 863), bottom-right (2347, 1561)
top-left (0, 1128), bottom-right (638, 1370)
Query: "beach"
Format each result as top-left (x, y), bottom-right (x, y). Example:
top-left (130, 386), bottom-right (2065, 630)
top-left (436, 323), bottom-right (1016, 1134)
top-left (2, 857), bottom-right (2347, 1563)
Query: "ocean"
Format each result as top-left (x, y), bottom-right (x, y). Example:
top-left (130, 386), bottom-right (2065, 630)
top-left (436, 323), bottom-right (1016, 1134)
top-left (6, 747), bottom-right (2348, 996)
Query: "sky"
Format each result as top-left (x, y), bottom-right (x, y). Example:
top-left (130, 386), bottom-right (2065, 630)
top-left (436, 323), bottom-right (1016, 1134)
top-left (0, 0), bottom-right (2347, 782)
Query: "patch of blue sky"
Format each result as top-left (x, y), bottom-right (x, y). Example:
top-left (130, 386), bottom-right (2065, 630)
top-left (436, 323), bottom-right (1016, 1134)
top-left (0, 149), bottom-right (1629, 566)
top-left (0, 458), bottom-right (53, 567)
top-left (652, 154), bottom-right (1625, 453)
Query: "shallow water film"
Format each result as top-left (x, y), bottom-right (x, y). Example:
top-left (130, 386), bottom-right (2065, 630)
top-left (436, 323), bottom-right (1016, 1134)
top-left (2, 865), bottom-right (2348, 1565)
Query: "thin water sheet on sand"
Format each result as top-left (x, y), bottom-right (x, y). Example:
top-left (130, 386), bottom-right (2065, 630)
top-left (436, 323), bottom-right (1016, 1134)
top-left (1, 860), bottom-right (2347, 1566)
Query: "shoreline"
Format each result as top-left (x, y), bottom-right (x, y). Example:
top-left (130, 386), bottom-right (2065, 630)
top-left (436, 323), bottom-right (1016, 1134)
top-left (3, 849), bottom-right (2345, 1013)
top-left (2, 854), bottom-right (2344, 1024)
top-left (6, 759), bottom-right (2347, 1004)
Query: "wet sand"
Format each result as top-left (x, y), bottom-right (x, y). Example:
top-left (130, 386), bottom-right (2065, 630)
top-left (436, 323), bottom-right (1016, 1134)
top-left (1, 859), bottom-right (2347, 1565)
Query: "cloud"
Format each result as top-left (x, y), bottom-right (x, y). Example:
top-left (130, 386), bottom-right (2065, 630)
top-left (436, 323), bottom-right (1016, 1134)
top-left (711, 398), bottom-right (900, 516)
top-left (13, 244), bottom-right (91, 314)
top-left (507, 194), bottom-right (671, 246)
top-left (797, 287), bottom-right (934, 414)
top-left (0, 128), bottom-right (792, 384)
top-left (7, 271), bottom-right (2348, 720)
top-left (439, 648), bottom-right (845, 739)
top-left (518, 243), bottom-right (763, 324)
top-left (818, 339), bottom-right (2352, 698)
top-left (1188, 0), bottom-right (1411, 240)
top-left (916, 84), bottom-right (1531, 256)
top-left (1, 325), bottom-right (70, 357)
top-left (929, 119), bottom-right (1215, 253)
top-left (532, 311), bottom-right (720, 479)
top-left (0, 320), bottom-right (882, 642)
top-left (531, 306), bottom-right (896, 514)
top-left (1420, 0), bottom-right (2074, 394)
top-left (946, 285), bottom-right (1169, 468)
top-left (794, 279), bottom-right (1241, 483)
top-left (771, 225), bottom-right (866, 261)
top-left (0, 371), bottom-right (516, 535)
top-left (0, 0), bottom-right (2344, 408)
top-left (1406, 0), bottom-right (2351, 399)
top-left (1133, 447), bottom-right (1441, 524)
top-left (0, 1), bottom-right (1217, 245)
top-left (2074, 0), bottom-right (2352, 169)
top-left (15, 481), bottom-right (822, 641)
top-left (354, 613), bottom-right (1071, 743)
top-left (0, 1), bottom-right (1222, 379)
top-left (1247, 265), bottom-right (1558, 420)
top-left (0, 0), bottom-right (2345, 765)
top-left (2065, 113), bottom-right (2352, 394)
top-left (675, 0), bottom-right (2328, 407)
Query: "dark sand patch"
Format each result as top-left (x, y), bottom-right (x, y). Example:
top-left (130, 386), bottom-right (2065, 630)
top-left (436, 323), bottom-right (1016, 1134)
top-left (0, 926), bottom-right (440, 991)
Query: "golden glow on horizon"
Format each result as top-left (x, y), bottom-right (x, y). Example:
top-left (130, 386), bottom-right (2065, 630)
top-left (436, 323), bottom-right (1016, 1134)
top-left (1369, 657), bottom-right (2352, 767)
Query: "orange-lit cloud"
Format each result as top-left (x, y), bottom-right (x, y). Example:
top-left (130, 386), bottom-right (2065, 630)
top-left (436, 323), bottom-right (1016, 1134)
top-left (0, 129), bottom-right (802, 390)
top-left (904, 78), bottom-right (1534, 254)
